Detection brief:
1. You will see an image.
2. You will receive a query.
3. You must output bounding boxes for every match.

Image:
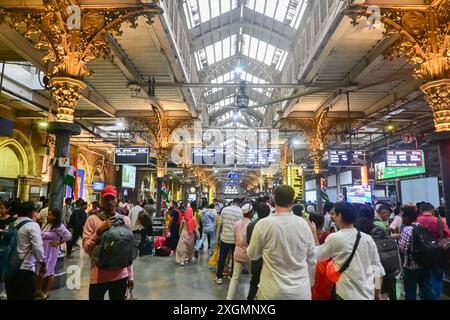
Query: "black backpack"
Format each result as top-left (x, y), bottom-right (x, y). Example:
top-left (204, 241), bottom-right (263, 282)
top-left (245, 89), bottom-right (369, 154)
top-left (411, 224), bottom-right (441, 269)
top-left (93, 214), bottom-right (139, 270)
top-left (371, 227), bottom-right (402, 277)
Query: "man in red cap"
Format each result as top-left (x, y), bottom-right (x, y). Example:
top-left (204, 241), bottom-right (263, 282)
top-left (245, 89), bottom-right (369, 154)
top-left (82, 185), bottom-right (134, 300)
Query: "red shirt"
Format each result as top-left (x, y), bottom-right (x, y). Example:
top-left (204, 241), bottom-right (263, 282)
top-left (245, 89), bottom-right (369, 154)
top-left (312, 231), bottom-right (333, 300)
top-left (416, 215), bottom-right (450, 240)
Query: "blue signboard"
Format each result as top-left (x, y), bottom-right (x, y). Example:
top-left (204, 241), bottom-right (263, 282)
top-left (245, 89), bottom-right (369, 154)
top-left (92, 182), bottom-right (105, 191)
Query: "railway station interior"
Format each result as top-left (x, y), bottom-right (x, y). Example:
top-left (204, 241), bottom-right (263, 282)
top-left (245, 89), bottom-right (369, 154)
top-left (0, 0), bottom-right (450, 301)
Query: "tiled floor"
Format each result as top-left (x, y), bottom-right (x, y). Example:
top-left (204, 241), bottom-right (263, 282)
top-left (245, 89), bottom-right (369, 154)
top-left (49, 247), bottom-right (250, 300)
top-left (48, 247), bottom-right (449, 300)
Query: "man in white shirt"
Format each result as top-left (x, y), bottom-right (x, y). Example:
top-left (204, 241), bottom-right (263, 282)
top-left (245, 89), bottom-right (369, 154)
top-left (311, 201), bottom-right (385, 300)
top-left (247, 185), bottom-right (316, 300)
top-left (62, 197), bottom-right (72, 226)
top-left (5, 201), bottom-right (46, 300)
top-left (37, 199), bottom-right (49, 227)
top-left (215, 198), bottom-right (243, 285)
top-left (128, 203), bottom-right (144, 232)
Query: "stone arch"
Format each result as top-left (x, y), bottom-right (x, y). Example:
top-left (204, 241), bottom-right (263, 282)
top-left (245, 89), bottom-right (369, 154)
top-left (91, 159), bottom-right (106, 184)
top-left (77, 152), bottom-right (92, 183)
top-left (0, 129), bottom-right (37, 177)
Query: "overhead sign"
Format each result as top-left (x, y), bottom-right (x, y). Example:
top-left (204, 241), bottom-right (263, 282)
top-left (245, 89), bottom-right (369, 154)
top-left (375, 159), bottom-right (426, 181)
top-left (228, 171), bottom-right (240, 181)
top-left (386, 150), bottom-right (423, 167)
top-left (114, 147), bottom-right (149, 165)
top-left (192, 147), bottom-right (227, 165)
top-left (92, 182), bottom-right (105, 191)
top-left (328, 150), bottom-right (366, 167)
top-left (245, 148), bottom-right (280, 166)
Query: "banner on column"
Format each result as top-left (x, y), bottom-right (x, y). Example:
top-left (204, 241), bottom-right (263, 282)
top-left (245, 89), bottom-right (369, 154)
top-left (288, 166), bottom-right (304, 201)
top-left (65, 168), bottom-right (85, 200)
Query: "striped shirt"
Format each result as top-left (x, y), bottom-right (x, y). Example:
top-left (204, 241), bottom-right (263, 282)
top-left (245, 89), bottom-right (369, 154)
top-left (398, 223), bottom-right (420, 270)
top-left (219, 205), bottom-right (243, 244)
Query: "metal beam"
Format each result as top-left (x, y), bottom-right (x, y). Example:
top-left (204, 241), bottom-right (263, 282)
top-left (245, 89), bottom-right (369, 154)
top-left (75, 109), bottom-right (193, 119)
top-left (288, 111), bottom-right (366, 119)
top-left (131, 82), bottom-right (332, 89)
top-left (198, 54), bottom-right (280, 81)
top-left (192, 22), bottom-right (292, 52)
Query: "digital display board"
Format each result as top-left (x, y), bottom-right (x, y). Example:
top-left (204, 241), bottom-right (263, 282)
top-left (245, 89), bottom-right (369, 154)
top-left (286, 166), bottom-right (305, 201)
top-left (328, 150), bottom-right (366, 167)
top-left (386, 150), bottom-right (423, 167)
top-left (192, 147), bottom-right (226, 165)
top-left (114, 147), bottom-right (149, 165)
top-left (228, 172), bottom-right (240, 181)
top-left (121, 165), bottom-right (136, 189)
top-left (346, 186), bottom-right (372, 204)
top-left (92, 182), bottom-right (105, 191)
top-left (375, 158), bottom-right (426, 181)
top-left (245, 148), bottom-right (280, 166)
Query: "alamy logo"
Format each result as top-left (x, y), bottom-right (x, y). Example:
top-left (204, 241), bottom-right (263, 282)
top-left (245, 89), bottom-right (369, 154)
top-left (366, 5), bottom-right (382, 30)
top-left (66, 5), bottom-right (81, 30)
top-left (66, 265), bottom-right (81, 290)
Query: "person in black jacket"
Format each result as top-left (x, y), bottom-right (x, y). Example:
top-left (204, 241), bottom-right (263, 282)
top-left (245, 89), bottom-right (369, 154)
top-left (67, 200), bottom-right (88, 258)
top-left (246, 203), bottom-right (270, 300)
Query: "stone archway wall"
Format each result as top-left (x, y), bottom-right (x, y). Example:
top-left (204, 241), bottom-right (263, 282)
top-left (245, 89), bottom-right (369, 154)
top-left (0, 129), bottom-right (38, 177)
top-left (0, 129), bottom-right (40, 200)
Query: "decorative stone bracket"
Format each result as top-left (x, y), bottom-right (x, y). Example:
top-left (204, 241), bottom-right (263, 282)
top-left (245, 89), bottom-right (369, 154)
top-left (346, 1), bottom-right (450, 132)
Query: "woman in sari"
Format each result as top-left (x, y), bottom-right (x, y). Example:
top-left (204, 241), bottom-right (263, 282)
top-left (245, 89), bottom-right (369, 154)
top-left (175, 206), bottom-right (199, 266)
top-left (166, 201), bottom-right (182, 251)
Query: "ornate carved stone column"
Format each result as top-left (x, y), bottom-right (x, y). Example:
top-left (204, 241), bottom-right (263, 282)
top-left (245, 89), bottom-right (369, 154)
top-left (181, 163), bottom-right (192, 206)
top-left (283, 109), bottom-right (344, 175)
top-left (0, 0), bottom-right (162, 211)
top-left (346, 0), bottom-right (450, 131)
top-left (18, 176), bottom-right (31, 201)
top-left (279, 143), bottom-right (292, 184)
top-left (131, 104), bottom-right (193, 215)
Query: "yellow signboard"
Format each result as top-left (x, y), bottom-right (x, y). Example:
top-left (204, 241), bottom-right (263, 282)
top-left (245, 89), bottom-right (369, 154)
top-left (287, 166), bottom-right (305, 201)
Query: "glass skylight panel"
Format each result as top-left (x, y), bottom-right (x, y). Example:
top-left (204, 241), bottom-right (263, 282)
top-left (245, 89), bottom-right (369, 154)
top-left (245, 0), bottom-right (307, 29)
top-left (242, 34), bottom-right (287, 69)
top-left (256, 41), bottom-right (268, 62)
top-left (265, 0), bottom-right (277, 18)
top-left (183, 0), bottom-right (238, 29)
top-left (195, 35), bottom-right (237, 70)
top-left (264, 45), bottom-right (276, 65)
top-left (254, 106), bottom-right (267, 113)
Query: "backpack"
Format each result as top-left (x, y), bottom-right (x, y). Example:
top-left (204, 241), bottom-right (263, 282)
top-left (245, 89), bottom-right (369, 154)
top-left (0, 220), bottom-right (33, 280)
top-left (370, 227), bottom-right (402, 277)
top-left (411, 224), bottom-right (441, 269)
top-left (93, 215), bottom-right (139, 270)
top-left (436, 217), bottom-right (450, 270)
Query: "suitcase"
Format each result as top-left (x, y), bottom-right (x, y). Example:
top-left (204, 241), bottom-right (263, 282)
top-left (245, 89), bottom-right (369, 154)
top-left (155, 246), bottom-right (171, 256)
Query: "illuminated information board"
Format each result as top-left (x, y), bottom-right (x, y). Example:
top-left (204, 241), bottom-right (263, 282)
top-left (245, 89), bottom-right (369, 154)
top-left (245, 148), bottom-right (280, 166)
top-left (328, 150), bottom-right (365, 167)
top-left (386, 150), bottom-right (423, 167)
top-left (114, 147), bottom-right (149, 165)
top-left (192, 148), bottom-right (227, 165)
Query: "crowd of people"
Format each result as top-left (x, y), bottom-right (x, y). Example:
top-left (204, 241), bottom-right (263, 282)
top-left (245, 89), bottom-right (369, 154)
top-left (1, 184), bottom-right (449, 301)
